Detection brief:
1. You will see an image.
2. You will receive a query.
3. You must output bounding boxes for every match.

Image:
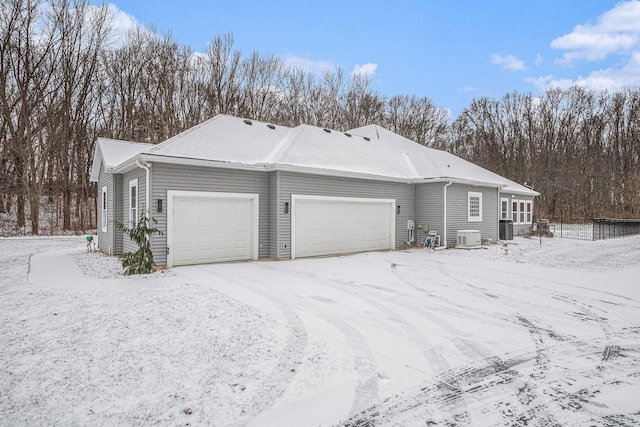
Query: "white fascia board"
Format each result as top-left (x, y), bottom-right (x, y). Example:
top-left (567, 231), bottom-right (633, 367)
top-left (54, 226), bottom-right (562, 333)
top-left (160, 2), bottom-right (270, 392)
top-left (139, 154), bottom-right (269, 173)
top-left (135, 154), bottom-right (533, 192)
top-left (89, 156), bottom-right (102, 182)
top-left (499, 187), bottom-right (540, 197)
top-left (415, 177), bottom-right (507, 189)
top-left (272, 163), bottom-right (412, 183)
top-left (138, 154), bottom-right (414, 183)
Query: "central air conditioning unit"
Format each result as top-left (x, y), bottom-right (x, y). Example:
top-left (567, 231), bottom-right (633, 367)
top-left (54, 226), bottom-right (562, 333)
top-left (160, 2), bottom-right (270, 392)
top-left (457, 229), bottom-right (481, 248)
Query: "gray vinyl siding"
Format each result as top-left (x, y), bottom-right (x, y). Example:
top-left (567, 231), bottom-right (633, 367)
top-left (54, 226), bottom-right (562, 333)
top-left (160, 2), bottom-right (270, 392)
top-left (269, 171), bottom-right (281, 258)
top-left (278, 172), bottom-right (414, 258)
top-left (97, 164), bottom-right (113, 254)
top-left (97, 158), bottom-right (124, 256)
top-left (113, 174), bottom-right (123, 254)
top-left (415, 182), bottom-right (444, 246)
top-left (501, 192), bottom-right (535, 236)
top-left (150, 163), bottom-right (271, 266)
top-left (445, 184), bottom-right (499, 246)
top-left (122, 169), bottom-right (147, 255)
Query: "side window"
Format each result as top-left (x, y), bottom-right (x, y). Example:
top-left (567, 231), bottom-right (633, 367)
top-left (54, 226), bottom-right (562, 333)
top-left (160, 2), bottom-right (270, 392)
top-left (526, 200), bottom-right (532, 223)
top-left (468, 192), bottom-right (482, 222)
top-left (500, 198), bottom-right (509, 220)
top-left (129, 179), bottom-right (138, 227)
top-left (519, 201), bottom-right (525, 223)
top-left (512, 201), bottom-right (518, 223)
top-left (101, 186), bottom-right (108, 232)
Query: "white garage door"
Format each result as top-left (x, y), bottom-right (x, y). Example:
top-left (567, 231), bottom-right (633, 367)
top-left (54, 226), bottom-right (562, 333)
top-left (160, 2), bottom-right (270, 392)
top-left (167, 191), bottom-right (259, 267)
top-left (292, 195), bottom-right (395, 259)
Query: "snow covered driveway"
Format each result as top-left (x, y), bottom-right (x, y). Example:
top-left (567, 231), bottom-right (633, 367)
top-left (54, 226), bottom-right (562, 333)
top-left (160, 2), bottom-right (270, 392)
top-left (1, 236), bottom-right (639, 425)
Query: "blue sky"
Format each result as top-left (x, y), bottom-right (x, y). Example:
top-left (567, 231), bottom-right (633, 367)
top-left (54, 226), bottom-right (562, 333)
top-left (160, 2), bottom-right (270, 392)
top-left (107, 0), bottom-right (640, 118)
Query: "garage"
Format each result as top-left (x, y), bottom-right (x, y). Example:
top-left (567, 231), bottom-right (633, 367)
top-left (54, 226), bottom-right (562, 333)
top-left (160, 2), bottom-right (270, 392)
top-left (291, 195), bottom-right (395, 259)
top-left (167, 191), bottom-right (259, 267)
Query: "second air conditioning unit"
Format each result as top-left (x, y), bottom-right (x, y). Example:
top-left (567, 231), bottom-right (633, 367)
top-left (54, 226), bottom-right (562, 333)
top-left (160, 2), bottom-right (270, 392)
top-left (457, 229), bottom-right (481, 248)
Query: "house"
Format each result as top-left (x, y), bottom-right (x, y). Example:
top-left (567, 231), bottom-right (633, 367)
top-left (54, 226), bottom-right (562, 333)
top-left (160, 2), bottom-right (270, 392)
top-left (90, 114), bottom-right (539, 267)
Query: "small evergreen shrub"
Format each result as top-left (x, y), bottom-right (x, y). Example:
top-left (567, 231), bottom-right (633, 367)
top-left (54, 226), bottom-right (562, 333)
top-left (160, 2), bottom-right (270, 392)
top-left (115, 213), bottom-right (162, 275)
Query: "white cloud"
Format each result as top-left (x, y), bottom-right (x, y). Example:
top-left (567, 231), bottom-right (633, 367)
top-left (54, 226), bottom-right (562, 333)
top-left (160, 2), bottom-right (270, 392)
top-left (534, 53), bottom-right (544, 67)
top-left (551, 0), bottom-right (640, 63)
top-left (105, 3), bottom-right (139, 48)
top-left (526, 51), bottom-right (640, 92)
top-left (490, 54), bottom-right (526, 71)
top-left (552, 31), bottom-right (638, 62)
top-left (283, 54), bottom-right (335, 74)
top-left (529, 1), bottom-right (640, 93)
top-left (351, 62), bottom-right (378, 76)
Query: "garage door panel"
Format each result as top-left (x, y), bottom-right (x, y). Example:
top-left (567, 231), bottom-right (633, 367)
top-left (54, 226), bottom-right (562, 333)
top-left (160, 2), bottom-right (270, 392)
top-left (293, 197), bottom-right (394, 258)
top-left (169, 193), bottom-right (257, 266)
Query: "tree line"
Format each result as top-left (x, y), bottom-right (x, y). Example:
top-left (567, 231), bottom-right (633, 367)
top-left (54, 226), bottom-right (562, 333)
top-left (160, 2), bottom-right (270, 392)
top-left (445, 87), bottom-right (640, 219)
top-left (1, 0), bottom-right (638, 235)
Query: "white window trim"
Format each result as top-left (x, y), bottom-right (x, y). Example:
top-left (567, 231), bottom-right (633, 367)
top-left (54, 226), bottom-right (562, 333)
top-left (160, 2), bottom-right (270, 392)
top-left (500, 197), bottom-right (510, 220)
top-left (101, 186), bottom-right (108, 232)
top-left (468, 191), bottom-right (483, 222)
top-left (510, 198), bottom-right (533, 225)
top-left (129, 178), bottom-right (138, 227)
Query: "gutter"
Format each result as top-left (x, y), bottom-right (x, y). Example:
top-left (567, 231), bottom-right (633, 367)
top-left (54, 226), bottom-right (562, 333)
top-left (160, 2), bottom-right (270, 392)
top-left (136, 153), bottom-right (531, 193)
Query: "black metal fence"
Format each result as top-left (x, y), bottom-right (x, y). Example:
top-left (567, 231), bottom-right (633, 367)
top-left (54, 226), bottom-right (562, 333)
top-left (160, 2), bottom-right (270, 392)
top-left (544, 218), bottom-right (640, 241)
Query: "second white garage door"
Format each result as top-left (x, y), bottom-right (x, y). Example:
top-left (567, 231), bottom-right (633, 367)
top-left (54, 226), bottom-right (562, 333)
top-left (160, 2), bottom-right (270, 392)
top-left (167, 191), bottom-right (259, 267)
top-left (292, 195), bottom-right (395, 259)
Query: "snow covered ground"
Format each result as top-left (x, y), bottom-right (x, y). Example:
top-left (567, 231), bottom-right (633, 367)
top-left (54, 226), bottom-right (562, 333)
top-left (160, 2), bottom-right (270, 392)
top-left (1, 235), bottom-right (639, 426)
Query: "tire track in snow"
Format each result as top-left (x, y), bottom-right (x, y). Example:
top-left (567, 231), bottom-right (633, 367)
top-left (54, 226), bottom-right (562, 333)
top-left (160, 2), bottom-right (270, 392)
top-left (514, 314), bottom-right (640, 427)
top-left (392, 259), bottom-right (564, 424)
top-left (315, 313), bottom-right (379, 416)
top-left (254, 263), bottom-right (480, 421)
top-left (250, 264), bottom-right (393, 417)
top-left (433, 256), bottom-right (640, 307)
top-left (435, 259), bottom-right (636, 424)
top-left (433, 260), bottom-right (623, 360)
top-left (185, 267), bottom-right (308, 424)
top-left (342, 351), bottom-right (537, 426)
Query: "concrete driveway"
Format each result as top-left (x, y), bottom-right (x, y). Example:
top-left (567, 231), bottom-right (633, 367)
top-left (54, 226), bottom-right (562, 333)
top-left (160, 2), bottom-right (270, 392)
top-left (173, 249), bottom-right (640, 426)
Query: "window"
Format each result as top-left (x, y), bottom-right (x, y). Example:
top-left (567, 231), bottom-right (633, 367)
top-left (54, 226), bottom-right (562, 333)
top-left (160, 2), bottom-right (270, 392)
top-left (468, 192), bottom-right (482, 222)
top-left (500, 198), bottom-right (509, 220)
top-left (129, 179), bottom-right (138, 227)
top-left (510, 198), bottom-right (533, 224)
top-left (101, 186), bottom-right (108, 232)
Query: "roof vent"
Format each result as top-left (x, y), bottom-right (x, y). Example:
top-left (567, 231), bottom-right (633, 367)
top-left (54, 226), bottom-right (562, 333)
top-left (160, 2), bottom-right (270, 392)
top-left (363, 136), bottom-right (371, 141)
top-left (243, 119), bottom-right (252, 125)
top-left (323, 128), bottom-right (331, 133)
top-left (344, 132), bottom-right (352, 137)
top-left (267, 124), bottom-right (275, 129)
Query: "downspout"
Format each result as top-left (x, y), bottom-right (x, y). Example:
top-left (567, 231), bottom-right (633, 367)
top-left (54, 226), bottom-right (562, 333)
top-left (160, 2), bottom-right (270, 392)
top-left (136, 159), bottom-right (151, 216)
top-left (497, 188), bottom-right (502, 239)
top-left (443, 181), bottom-right (453, 247)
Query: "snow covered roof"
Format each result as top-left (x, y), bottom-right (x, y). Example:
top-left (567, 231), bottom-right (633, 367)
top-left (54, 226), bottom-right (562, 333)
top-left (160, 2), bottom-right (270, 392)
top-left (90, 138), bottom-right (153, 182)
top-left (91, 115), bottom-right (538, 195)
top-left (147, 115), bottom-right (290, 164)
top-left (347, 124), bottom-right (537, 195)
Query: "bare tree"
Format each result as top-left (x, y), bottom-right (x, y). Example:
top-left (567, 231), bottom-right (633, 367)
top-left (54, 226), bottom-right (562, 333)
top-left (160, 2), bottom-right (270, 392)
top-left (0, 0), bottom-right (61, 233)
top-left (204, 33), bottom-right (242, 116)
